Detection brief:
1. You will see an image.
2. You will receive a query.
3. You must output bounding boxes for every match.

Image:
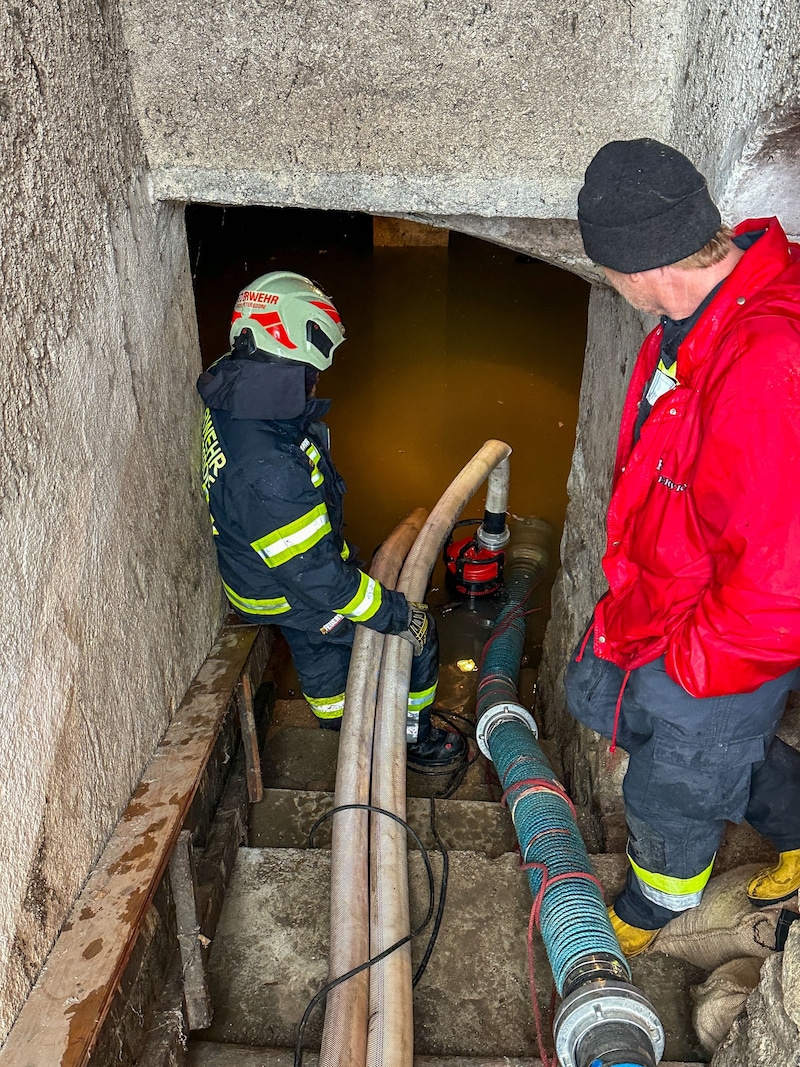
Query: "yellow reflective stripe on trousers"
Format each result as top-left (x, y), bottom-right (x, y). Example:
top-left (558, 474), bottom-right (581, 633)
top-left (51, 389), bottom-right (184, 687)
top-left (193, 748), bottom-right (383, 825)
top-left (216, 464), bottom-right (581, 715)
top-left (299, 437), bottom-right (324, 487)
top-left (338, 570), bottom-right (382, 622)
top-left (304, 692), bottom-right (345, 719)
top-left (407, 683), bottom-right (437, 713)
top-left (251, 503), bottom-right (331, 568)
top-left (628, 850), bottom-right (715, 912)
top-left (223, 582), bottom-right (291, 617)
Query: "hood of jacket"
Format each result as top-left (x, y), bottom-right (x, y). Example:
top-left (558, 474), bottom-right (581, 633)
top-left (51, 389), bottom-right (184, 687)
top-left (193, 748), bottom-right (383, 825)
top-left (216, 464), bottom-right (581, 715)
top-left (197, 353), bottom-right (329, 421)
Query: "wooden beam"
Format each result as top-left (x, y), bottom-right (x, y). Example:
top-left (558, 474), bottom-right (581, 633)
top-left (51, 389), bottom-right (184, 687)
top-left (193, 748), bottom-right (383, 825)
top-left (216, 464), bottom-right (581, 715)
top-left (169, 831), bottom-right (212, 1031)
top-left (237, 674), bottom-right (264, 803)
top-left (0, 625), bottom-right (264, 1067)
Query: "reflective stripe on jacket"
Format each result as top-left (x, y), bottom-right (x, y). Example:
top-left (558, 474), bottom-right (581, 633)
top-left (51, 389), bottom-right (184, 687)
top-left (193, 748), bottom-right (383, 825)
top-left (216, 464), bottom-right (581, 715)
top-left (594, 218), bottom-right (800, 698)
top-left (198, 357), bottom-right (408, 635)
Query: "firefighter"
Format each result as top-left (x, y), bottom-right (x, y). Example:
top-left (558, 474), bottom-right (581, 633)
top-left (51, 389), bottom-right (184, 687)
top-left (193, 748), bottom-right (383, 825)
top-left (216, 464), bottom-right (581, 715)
top-left (197, 270), bottom-right (464, 769)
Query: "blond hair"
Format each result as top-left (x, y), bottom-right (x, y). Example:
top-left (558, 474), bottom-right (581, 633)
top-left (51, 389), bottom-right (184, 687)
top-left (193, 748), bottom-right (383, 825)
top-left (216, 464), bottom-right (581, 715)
top-left (675, 226), bottom-right (735, 270)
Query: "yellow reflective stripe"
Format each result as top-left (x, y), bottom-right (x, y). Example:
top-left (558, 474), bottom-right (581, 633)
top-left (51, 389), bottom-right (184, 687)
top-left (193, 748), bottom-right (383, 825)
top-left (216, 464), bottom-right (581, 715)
top-left (340, 541), bottom-right (351, 562)
top-left (223, 582), bottom-right (291, 616)
top-left (628, 850), bottom-right (715, 911)
top-left (407, 684), bottom-right (437, 712)
top-left (300, 437), bottom-right (324, 487)
top-left (304, 692), bottom-right (345, 718)
top-left (251, 503), bottom-right (331, 567)
top-left (338, 570), bottom-right (382, 622)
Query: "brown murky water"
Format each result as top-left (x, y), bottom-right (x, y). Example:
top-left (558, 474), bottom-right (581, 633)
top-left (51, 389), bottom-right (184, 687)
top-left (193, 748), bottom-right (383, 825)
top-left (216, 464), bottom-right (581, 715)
top-left (188, 207), bottom-right (588, 558)
top-left (188, 207), bottom-right (588, 705)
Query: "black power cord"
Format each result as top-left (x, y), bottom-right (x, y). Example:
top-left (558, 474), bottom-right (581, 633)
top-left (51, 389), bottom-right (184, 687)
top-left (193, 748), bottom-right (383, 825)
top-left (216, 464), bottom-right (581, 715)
top-left (295, 801), bottom-right (445, 1067)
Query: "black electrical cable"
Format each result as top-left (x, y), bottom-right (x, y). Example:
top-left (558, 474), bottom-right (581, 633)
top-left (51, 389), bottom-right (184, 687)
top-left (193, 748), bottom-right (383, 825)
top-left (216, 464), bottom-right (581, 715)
top-left (295, 803), bottom-right (437, 1067)
top-left (412, 797), bottom-right (449, 987)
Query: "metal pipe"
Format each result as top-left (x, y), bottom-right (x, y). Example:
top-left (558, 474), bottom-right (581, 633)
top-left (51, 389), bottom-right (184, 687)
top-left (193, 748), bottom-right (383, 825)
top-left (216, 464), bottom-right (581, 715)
top-left (367, 440), bottom-right (512, 1067)
top-left (320, 509), bottom-right (427, 1067)
top-left (476, 519), bottom-right (665, 1067)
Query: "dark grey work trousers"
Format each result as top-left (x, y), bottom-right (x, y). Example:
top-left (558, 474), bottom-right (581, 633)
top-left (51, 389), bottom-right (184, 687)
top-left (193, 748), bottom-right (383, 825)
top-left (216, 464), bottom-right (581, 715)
top-left (279, 619), bottom-right (439, 739)
top-left (565, 630), bottom-right (800, 929)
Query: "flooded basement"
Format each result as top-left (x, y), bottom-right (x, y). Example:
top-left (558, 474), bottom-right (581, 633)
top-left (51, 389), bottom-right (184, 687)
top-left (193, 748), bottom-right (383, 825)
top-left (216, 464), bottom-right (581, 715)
top-left (187, 206), bottom-right (589, 701)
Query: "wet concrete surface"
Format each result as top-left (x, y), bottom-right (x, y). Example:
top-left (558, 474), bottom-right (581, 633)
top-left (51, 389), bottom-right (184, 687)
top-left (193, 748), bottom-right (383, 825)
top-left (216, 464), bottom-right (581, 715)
top-left (202, 846), bottom-right (706, 1061)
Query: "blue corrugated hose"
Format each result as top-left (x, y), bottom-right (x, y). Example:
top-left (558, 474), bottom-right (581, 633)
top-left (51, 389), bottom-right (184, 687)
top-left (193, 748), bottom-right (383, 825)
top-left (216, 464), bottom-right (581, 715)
top-left (477, 567), bottom-right (631, 995)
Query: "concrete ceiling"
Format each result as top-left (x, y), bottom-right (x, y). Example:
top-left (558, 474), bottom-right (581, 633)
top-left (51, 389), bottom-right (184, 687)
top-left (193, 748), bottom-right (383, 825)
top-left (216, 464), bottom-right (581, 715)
top-left (119, 0), bottom-right (800, 270)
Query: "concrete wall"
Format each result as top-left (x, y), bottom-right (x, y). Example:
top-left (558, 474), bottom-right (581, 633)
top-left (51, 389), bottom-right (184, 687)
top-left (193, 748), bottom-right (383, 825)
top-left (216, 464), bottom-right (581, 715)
top-left (0, 0), bottom-right (222, 1039)
top-left (671, 0), bottom-right (800, 234)
top-left (119, 0), bottom-right (685, 218)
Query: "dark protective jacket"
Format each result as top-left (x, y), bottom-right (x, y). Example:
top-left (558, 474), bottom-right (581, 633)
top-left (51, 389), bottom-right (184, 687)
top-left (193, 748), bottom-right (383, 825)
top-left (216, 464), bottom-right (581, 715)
top-left (197, 354), bottom-right (409, 635)
top-left (592, 218), bottom-right (800, 698)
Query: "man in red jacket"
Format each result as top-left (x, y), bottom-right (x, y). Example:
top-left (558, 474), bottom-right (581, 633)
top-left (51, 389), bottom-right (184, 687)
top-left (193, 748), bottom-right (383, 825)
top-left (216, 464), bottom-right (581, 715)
top-left (565, 138), bottom-right (800, 956)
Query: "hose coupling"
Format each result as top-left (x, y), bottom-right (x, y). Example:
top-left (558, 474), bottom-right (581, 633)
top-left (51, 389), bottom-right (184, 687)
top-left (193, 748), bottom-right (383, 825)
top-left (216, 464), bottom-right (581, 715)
top-left (553, 979), bottom-right (664, 1067)
top-left (475, 523), bottom-right (510, 552)
top-left (476, 701), bottom-right (537, 759)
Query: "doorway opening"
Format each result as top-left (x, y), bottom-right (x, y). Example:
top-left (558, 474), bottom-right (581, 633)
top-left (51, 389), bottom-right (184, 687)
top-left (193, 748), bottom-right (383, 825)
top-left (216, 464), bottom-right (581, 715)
top-left (186, 205), bottom-right (589, 701)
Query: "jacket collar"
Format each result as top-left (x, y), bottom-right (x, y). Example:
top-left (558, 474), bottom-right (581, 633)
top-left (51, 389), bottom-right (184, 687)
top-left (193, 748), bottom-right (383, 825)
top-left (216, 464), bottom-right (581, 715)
top-left (677, 217), bottom-right (793, 382)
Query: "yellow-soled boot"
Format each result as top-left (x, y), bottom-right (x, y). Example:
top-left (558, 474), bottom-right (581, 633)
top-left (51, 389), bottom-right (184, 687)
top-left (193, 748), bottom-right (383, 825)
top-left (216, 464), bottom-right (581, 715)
top-left (746, 849), bottom-right (800, 907)
top-left (608, 906), bottom-right (660, 958)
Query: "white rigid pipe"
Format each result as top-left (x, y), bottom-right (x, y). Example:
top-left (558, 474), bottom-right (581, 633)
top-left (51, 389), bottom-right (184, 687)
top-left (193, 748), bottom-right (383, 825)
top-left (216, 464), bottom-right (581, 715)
top-left (320, 508), bottom-right (428, 1067)
top-left (483, 454), bottom-right (511, 518)
top-left (367, 441), bottom-right (512, 1067)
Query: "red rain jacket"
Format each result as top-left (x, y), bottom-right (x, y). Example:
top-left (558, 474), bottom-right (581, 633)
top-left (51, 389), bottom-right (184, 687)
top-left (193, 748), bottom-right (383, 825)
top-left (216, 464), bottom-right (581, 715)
top-left (592, 218), bottom-right (800, 698)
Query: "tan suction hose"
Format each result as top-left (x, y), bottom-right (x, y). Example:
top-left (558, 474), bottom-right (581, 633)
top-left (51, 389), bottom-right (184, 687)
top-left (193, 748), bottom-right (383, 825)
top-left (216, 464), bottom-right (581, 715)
top-left (320, 508), bottom-right (428, 1067)
top-left (367, 440), bottom-right (512, 1067)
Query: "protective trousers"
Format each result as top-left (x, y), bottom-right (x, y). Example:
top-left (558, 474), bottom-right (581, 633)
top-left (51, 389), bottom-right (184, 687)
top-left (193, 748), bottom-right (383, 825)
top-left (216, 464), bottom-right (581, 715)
top-left (280, 618), bottom-right (438, 741)
top-left (565, 629), bottom-right (800, 930)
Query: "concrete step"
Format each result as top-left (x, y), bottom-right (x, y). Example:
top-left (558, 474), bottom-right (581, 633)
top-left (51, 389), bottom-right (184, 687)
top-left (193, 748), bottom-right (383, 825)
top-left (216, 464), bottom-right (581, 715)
top-left (201, 846), bottom-right (708, 1062)
top-left (263, 722), bottom-right (505, 802)
top-left (188, 1044), bottom-right (698, 1067)
top-left (249, 788), bottom-right (517, 856)
top-left (260, 704), bottom-right (777, 869)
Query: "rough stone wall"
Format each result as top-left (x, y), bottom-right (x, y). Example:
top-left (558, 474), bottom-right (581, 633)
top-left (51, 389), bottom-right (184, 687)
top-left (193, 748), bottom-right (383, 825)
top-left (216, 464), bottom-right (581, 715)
top-left (671, 0), bottom-right (800, 236)
top-left (711, 924), bottom-right (800, 1067)
top-left (538, 286), bottom-right (652, 849)
top-left (0, 0), bottom-right (222, 1039)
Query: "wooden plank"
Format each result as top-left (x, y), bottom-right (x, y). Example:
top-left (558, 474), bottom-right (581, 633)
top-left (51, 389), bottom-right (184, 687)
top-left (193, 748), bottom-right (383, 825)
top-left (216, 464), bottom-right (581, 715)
top-left (169, 831), bottom-right (212, 1031)
top-left (0, 625), bottom-right (262, 1067)
top-left (237, 674), bottom-right (263, 803)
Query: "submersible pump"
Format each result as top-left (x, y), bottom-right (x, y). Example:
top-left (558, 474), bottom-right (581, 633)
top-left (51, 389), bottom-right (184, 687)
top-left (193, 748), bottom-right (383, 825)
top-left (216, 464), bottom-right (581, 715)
top-left (474, 517), bottom-right (665, 1067)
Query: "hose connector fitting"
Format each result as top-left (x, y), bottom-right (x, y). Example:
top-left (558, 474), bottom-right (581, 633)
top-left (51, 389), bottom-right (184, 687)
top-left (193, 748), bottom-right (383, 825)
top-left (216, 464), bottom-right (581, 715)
top-left (476, 509), bottom-right (510, 552)
top-left (476, 701), bottom-right (537, 759)
top-left (554, 979), bottom-right (664, 1067)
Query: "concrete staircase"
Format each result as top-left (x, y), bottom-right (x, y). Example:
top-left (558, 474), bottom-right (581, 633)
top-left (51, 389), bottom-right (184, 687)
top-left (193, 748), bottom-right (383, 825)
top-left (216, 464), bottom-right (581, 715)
top-left (182, 695), bottom-right (773, 1067)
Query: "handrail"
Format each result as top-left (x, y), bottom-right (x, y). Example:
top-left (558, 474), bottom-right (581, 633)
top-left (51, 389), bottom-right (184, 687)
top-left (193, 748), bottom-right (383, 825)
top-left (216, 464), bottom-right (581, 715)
top-left (0, 624), bottom-right (267, 1067)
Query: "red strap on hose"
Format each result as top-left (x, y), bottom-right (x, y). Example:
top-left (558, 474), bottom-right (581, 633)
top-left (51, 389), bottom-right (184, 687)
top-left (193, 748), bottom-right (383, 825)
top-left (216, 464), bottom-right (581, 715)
top-left (520, 858), bottom-right (606, 1067)
top-left (501, 777), bottom-right (578, 821)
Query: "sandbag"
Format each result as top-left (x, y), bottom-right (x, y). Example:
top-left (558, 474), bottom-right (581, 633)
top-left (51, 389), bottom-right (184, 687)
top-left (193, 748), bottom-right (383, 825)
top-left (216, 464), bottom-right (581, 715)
top-left (653, 864), bottom-right (780, 970)
top-left (691, 955), bottom-right (764, 1054)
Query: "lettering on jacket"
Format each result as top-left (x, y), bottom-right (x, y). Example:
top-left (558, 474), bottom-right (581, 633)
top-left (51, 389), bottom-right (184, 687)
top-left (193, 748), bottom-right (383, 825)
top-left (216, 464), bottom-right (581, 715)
top-left (202, 409), bottom-right (227, 532)
top-left (656, 458), bottom-right (687, 493)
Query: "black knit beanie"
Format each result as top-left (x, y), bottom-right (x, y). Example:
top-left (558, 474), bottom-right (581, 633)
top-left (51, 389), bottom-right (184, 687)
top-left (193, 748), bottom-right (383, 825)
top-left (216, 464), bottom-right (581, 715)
top-left (577, 138), bottom-right (721, 272)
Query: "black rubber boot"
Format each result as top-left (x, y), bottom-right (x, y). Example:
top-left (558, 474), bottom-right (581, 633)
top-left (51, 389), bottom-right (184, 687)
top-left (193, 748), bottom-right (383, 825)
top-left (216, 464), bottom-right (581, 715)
top-left (318, 717), bottom-right (342, 732)
top-left (407, 725), bottom-right (466, 770)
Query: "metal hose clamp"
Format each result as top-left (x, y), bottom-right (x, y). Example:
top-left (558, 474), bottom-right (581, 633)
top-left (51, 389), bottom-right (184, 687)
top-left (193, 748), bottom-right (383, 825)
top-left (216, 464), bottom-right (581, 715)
top-left (476, 702), bottom-right (538, 759)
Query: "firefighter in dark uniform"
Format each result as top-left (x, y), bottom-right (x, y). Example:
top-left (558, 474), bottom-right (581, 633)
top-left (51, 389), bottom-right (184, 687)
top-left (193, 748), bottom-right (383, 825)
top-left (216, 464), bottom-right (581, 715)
top-left (197, 270), bottom-right (464, 768)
